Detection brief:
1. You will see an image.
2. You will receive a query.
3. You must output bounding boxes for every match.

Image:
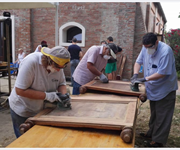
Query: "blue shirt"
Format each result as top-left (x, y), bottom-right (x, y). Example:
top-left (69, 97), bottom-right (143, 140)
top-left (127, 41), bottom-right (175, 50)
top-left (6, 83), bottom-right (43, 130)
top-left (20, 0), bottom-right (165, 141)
top-left (136, 41), bottom-right (178, 101)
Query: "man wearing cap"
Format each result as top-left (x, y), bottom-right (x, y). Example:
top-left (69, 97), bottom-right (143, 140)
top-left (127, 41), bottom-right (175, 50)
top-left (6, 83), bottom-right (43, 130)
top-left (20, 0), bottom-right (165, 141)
top-left (72, 44), bottom-right (116, 95)
top-left (34, 40), bottom-right (48, 52)
top-left (8, 46), bottom-right (70, 138)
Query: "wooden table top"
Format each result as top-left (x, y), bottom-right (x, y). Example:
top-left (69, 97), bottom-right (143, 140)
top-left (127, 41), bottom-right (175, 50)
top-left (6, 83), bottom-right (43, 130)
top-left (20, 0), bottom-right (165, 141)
top-left (7, 125), bottom-right (134, 148)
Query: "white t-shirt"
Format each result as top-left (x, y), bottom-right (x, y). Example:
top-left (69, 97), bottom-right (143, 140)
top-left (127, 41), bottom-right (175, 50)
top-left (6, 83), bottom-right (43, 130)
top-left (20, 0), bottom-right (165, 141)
top-left (9, 52), bottom-right (66, 117)
top-left (34, 45), bottom-right (41, 52)
top-left (18, 52), bottom-right (25, 64)
top-left (73, 45), bottom-right (107, 85)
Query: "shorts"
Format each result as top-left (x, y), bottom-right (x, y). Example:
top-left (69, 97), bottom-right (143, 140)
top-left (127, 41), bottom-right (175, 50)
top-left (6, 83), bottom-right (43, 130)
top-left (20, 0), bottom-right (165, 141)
top-left (105, 62), bottom-right (117, 74)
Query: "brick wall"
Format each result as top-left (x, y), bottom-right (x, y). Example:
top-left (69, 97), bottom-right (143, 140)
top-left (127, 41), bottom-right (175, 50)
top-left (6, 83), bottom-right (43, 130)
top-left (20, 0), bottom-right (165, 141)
top-left (0, 2), bottom-right (160, 80)
top-left (55, 2), bottom-right (138, 79)
top-left (133, 3), bottom-right (147, 78)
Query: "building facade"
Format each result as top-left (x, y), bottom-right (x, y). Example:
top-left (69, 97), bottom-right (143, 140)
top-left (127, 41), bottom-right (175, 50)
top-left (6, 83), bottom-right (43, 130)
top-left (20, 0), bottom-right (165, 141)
top-left (0, 2), bottom-right (166, 80)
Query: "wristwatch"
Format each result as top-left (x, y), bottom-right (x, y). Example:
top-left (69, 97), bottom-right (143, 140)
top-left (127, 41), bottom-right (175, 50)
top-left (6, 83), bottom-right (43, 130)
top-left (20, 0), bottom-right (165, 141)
top-left (145, 77), bottom-right (149, 81)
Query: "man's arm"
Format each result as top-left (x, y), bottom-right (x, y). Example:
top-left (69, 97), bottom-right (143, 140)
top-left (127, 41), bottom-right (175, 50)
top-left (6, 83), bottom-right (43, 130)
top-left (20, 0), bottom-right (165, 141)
top-left (133, 62), bottom-right (141, 74)
top-left (79, 51), bottom-right (83, 60)
top-left (15, 87), bottom-right (46, 100)
top-left (145, 73), bottom-right (165, 81)
top-left (87, 62), bottom-right (102, 76)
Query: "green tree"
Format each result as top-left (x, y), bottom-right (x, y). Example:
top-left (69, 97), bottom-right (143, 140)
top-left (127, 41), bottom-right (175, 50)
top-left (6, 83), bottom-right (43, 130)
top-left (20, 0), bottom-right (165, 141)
top-left (164, 29), bottom-right (180, 72)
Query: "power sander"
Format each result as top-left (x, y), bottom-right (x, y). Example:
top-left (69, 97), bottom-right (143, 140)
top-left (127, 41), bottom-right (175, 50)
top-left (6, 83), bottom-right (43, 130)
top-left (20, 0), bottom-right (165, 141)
top-left (130, 82), bottom-right (140, 92)
top-left (44, 92), bottom-right (71, 110)
top-left (130, 80), bottom-right (147, 103)
top-left (56, 92), bottom-right (71, 109)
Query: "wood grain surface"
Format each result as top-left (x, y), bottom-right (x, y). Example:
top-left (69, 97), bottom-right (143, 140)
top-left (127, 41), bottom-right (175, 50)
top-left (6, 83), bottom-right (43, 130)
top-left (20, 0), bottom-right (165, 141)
top-left (26, 94), bottom-right (138, 131)
top-left (7, 125), bottom-right (134, 148)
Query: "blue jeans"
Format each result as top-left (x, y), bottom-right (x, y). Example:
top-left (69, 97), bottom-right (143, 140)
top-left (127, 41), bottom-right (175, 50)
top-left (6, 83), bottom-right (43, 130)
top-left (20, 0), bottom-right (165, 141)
top-left (13, 62), bottom-right (19, 68)
top-left (10, 108), bottom-right (28, 138)
top-left (70, 59), bottom-right (80, 86)
top-left (72, 80), bottom-right (82, 95)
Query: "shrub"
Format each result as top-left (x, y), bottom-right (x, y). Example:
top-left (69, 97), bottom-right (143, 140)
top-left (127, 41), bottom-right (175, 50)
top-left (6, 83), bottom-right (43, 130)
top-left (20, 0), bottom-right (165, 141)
top-left (164, 29), bottom-right (180, 72)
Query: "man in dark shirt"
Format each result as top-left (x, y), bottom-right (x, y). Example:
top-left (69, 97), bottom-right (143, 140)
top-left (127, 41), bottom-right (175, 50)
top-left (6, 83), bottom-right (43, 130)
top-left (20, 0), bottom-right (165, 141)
top-left (68, 37), bottom-right (83, 86)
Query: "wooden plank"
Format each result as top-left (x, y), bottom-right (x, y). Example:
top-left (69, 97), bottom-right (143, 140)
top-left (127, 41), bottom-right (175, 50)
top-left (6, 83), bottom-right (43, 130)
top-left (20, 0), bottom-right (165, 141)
top-left (125, 102), bottom-right (136, 123)
top-left (71, 93), bottom-right (137, 103)
top-left (34, 108), bottom-right (54, 117)
top-left (82, 80), bottom-right (145, 96)
top-left (115, 55), bottom-right (123, 77)
top-left (26, 95), bottom-right (137, 131)
top-left (28, 116), bottom-right (132, 130)
top-left (119, 55), bottom-right (126, 79)
top-left (7, 125), bottom-right (134, 148)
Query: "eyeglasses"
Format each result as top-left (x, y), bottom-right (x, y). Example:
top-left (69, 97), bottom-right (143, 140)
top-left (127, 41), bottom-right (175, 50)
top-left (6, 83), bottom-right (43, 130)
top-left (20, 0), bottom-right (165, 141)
top-left (145, 44), bottom-right (156, 49)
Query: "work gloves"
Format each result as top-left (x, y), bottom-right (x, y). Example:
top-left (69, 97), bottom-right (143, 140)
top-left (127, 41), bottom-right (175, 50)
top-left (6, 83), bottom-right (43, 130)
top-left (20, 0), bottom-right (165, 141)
top-left (131, 74), bottom-right (147, 84)
top-left (134, 78), bottom-right (147, 84)
top-left (99, 73), bottom-right (109, 83)
top-left (45, 92), bottom-right (61, 103)
top-left (131, 74), bottom-right (138, 84)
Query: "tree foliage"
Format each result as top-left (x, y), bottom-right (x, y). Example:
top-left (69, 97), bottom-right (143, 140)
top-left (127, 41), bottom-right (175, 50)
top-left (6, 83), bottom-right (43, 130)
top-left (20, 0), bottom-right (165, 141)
top-left (164, 29), bottom-right (180, 72)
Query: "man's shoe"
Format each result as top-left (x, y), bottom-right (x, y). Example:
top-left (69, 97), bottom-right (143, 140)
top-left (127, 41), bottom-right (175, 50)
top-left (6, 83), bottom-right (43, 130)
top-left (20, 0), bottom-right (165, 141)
top-left (146, 141), bottom-right (163, 147)
top-left (139, 133), bottom-right (152, 139)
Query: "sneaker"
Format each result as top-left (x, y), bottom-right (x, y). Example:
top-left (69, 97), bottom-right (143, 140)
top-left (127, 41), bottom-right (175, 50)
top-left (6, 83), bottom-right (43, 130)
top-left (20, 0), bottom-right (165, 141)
top-left (146, 141), bottom-right (163, 147)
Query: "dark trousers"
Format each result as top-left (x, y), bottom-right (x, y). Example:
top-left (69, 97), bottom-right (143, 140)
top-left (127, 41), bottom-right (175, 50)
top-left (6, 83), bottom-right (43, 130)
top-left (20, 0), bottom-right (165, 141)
top-left (70, 59), bottom-right (80, 86)
top-left (10, 108), bottom-right (28, 138)
top-left (147, 90), bottom-right (176, 145)
top-left (72, 80), bottom-right (81, 95)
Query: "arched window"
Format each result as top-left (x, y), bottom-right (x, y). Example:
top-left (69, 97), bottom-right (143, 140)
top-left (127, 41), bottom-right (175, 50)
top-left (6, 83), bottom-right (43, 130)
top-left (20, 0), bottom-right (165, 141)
top-left (59, 22), bottom-right (85, 47)
top-left (67, 27), bottom-right (82, 43)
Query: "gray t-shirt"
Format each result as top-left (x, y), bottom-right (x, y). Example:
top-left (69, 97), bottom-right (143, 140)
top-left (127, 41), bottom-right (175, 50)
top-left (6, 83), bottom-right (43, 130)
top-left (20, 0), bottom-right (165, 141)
top-left (9, 52), bottom-right (66, 117)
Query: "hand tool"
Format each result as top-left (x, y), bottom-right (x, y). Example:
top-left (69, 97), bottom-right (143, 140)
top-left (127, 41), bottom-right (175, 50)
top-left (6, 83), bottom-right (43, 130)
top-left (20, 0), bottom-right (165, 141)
top-left (44, 92), bottom-right (71, 110)
top-left (56, 92), bottom-right (72, 109)
top-left (130, 82), bottom-right (140, 92)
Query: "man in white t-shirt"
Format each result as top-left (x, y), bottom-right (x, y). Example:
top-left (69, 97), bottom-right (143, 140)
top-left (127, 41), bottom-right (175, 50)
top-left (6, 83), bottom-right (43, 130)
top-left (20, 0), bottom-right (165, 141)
top-left (9, 46), bottom-right (70, 138)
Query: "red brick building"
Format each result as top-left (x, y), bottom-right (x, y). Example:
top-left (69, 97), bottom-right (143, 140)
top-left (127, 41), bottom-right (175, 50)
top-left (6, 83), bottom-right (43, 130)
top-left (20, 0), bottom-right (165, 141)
top-left (0, 2), bottom-right (166, 80)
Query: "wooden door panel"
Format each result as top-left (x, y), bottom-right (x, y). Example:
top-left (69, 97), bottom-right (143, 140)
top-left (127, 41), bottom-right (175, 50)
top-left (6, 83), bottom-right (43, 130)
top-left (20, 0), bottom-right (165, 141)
top-left (80, 80), bottom-right (145, 96)
top-left (20, 94), bottom-right (138, 143)
top-left (26, 94), bottom-right (137, 130)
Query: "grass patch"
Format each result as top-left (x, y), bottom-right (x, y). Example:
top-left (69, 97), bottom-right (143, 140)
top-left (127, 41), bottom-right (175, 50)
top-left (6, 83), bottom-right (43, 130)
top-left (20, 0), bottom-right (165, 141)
top-left (177, 71), bottom-right (180, 80)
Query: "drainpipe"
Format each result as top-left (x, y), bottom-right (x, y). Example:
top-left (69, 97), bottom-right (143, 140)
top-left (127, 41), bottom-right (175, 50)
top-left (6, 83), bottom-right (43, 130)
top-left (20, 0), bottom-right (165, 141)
top-left (55, 2), bottom-right (59, 46)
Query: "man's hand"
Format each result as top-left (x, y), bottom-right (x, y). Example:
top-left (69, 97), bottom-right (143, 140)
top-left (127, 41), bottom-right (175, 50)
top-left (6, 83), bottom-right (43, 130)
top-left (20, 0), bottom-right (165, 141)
top-left (133, 78), bottom-right (147, 84)
top-left (99, 73), bottom-right (109, 83)
top-left (45, 92), bottom-right (61, 103)
top-left (131, 74), bottom-right (138, 83)
top-left (56, 93), bottom-right (71, 108)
